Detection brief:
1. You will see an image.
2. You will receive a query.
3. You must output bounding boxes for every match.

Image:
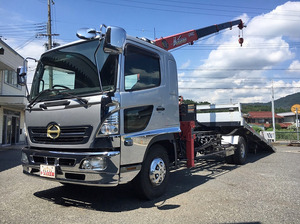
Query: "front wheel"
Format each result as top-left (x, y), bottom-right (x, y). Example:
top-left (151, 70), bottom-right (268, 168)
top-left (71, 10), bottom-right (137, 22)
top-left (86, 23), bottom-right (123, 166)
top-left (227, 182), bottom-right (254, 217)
top-left (133, 144), bottom-right (170, 200)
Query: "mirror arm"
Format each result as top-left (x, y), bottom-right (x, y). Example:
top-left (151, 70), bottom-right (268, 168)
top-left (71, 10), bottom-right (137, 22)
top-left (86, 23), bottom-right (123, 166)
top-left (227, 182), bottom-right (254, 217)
top-left (19, 57), bottom-right (38, 96)
top-left (23, 57), bottom-right (38, 69)
top-left (94, 38), bottom-right (104, 93)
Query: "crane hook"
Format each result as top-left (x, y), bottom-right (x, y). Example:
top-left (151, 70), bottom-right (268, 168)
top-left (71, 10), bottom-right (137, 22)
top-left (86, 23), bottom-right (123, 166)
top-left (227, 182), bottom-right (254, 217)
top-left (239, 36), bottom-right (244, 47)
top-left (238, 26), bottom-right (244, 47)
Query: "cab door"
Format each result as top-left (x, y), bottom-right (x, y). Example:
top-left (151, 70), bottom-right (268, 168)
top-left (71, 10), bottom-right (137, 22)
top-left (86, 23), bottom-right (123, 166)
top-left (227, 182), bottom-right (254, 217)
top-left (119, 43), bottom-right (166, 165)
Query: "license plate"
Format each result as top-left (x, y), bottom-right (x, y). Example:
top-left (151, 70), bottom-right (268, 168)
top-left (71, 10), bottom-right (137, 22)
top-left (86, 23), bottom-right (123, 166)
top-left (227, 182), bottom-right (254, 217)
top-left (40, 165), bottom-right (56, 178)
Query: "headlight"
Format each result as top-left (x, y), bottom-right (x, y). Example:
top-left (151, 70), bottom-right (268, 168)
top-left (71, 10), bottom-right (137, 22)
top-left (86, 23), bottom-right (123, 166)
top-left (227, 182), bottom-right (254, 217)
top-left (81, 157), bottom-right (107, 170)
top-left (21, 152), bottom-right (29, 164)
top-left (98, 111), bottom-right (119, 136)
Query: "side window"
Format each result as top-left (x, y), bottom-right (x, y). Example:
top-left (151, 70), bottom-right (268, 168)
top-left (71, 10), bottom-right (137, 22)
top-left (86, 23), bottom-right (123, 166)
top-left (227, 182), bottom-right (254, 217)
top-left (124, 45), bottom-right (161, 91)
top-left (124, 105), bottom-right (153, 133)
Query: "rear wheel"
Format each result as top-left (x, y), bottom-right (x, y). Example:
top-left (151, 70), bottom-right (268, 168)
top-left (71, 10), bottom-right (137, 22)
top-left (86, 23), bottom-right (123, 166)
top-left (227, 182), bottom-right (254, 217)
top-left (233, 136), bottom-right (247, 165)
top-left (134, 144), bottom-right (170, 200)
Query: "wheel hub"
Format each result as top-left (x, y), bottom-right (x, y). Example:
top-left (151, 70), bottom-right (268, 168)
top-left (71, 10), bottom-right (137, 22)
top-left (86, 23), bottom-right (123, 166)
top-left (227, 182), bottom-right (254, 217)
top-left (240, 143), bottom-right (246, 158)
top-left (149, 158), bottom-right (166, 186)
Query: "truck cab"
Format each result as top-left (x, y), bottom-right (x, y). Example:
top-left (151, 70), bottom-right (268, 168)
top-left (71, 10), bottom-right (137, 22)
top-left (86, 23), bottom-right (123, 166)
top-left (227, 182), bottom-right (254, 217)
top-left (21, 26), bottom-right (179, 199)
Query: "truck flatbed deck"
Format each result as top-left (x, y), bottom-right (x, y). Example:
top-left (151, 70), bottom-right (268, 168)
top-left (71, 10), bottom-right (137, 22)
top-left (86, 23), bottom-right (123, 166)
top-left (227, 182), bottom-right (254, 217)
top-left (196, 103), bottom-right (276, 153)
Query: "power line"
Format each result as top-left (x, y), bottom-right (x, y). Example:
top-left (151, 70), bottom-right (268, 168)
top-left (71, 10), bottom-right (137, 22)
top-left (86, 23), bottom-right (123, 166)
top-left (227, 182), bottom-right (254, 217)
top-left (179, 86), bottom-right (300, 90)
top-left (123, 0), bottom-right (300, 19)
top-left (0, 22), bottom-right (46, 28)
top-left (15, 37), bottom-right (37, 51)
top-left (179, 79), bottom-right (300, 82)
top-left (83, 0), bottom-right (300, 21)
top-left (0, 22), bottom-right (47, 49)
top-left (160, 0), bottom-right (300, 15)
top-left (178, 68), bottom-right (300, 71)
top-left (178, 81), bottom-right (298, 85)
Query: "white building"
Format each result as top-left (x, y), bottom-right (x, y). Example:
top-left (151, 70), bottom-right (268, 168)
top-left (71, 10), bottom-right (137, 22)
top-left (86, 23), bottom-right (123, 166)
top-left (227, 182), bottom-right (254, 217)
top-left (277, 112), bottom-right (297, 123)
top-left (0, 39), bottom-right (27, 146)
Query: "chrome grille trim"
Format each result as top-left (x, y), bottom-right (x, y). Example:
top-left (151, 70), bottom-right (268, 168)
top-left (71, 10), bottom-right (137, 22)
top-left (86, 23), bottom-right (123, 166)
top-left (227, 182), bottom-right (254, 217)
top-left (28, 125), bottom-right (93, 144)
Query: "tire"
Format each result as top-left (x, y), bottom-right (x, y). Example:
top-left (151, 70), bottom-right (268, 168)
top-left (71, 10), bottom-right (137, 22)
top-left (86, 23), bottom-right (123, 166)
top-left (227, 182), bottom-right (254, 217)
top-left (233, 136), bottom-right (248, 165)
top-left (225, 155), bottom-right (234, 164)
top-left (134, 144), bottom-right (170, 200)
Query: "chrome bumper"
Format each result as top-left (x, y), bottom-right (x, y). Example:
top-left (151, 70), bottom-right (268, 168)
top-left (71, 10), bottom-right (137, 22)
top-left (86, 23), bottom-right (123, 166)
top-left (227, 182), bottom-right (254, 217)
top-left (21, 148), bottom-right (120, 186)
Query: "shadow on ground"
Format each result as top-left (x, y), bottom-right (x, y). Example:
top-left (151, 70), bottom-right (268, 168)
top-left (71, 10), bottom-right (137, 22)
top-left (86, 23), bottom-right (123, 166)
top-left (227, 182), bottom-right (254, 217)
top-left (0, 148), bottom-right (22, 172)
top-left (33, 151), bottom-right (273, 212)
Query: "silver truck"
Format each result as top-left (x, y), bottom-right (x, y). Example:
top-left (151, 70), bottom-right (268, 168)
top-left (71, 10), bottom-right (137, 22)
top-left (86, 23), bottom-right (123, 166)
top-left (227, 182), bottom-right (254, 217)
top-left (19, 21), bottom-right (275, 200)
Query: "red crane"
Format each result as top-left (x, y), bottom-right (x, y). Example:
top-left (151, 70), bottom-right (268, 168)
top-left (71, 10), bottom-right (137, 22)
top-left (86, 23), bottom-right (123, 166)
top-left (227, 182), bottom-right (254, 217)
top-left (153, 19), bottom-right (244, 51)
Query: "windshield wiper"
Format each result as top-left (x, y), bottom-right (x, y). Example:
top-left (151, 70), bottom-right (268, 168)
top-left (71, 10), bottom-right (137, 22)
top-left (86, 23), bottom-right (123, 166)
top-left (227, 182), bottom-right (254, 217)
top-left (28, 89), bottom-right (89, 110)
top-left (60, 91), bottom-right (88, 105)
top-left (27, 88), bottom-right (60, 109)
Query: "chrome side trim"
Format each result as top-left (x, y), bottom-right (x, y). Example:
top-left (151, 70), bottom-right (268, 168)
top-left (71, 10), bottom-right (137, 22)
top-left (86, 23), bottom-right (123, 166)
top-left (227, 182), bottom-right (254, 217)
top-left (123, 126), bottom-right (180, 139)
top-left (45, 150), bottom-right (120, 156)
top-left (120, 126), bottom-right (180, 169)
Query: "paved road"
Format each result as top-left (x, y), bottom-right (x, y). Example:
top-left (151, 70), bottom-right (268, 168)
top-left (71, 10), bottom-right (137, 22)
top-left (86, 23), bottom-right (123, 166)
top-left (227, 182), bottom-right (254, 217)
top-left (0, 145), bottom-right (299, 224)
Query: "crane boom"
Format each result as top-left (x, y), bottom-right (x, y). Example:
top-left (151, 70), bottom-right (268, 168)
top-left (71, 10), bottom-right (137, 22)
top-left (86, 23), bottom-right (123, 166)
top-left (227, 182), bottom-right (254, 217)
top-left (153, 19), bottom-right (244, 51)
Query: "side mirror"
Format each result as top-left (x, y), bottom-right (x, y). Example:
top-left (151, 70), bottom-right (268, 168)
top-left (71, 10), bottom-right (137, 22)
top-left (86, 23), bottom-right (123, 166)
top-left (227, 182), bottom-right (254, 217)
top-left (17, 57), bottom-right (37, 96)
top-left (76, 28), bottom-right (97, 40)
top-left (17, 66), bottom-right (27, 86)
top-left (103, 26), bottom-right (126, 54)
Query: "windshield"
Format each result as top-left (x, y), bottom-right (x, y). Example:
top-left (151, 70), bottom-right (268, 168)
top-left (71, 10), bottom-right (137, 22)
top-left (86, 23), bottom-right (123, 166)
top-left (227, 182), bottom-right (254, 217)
top-left (30, 39), bottom-right (118, 102)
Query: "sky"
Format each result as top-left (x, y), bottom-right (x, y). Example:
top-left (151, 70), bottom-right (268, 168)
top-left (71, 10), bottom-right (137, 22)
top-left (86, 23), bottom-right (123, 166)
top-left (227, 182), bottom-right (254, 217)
top-left (0, 0), bottom-right (300, 106)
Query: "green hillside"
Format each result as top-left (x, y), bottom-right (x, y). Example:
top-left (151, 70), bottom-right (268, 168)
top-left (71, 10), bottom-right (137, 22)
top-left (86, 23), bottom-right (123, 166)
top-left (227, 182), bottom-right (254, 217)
top-left (274, 92), bottom-right (300, 109)
top-left (183, 92), bottom-right (300, 113)
top-left (242, 92), bottom-right (300, 113)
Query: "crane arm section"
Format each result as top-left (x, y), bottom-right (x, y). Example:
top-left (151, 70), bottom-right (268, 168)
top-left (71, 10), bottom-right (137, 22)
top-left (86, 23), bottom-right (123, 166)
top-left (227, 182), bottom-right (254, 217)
top-left (153, 19), bottom-right (243, 51)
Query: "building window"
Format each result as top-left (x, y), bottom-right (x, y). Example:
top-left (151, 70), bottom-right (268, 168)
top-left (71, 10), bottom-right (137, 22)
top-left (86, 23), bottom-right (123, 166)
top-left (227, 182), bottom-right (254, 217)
top-left (2, 109), bottom-right (21, 145)
top-left (2, 70), bottom-right (21, 88)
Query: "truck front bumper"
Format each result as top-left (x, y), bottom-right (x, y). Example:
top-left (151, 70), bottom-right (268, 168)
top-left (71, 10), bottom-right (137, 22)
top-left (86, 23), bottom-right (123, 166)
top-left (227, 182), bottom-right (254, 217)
top-left (21, 147), bottom-right (120, 186)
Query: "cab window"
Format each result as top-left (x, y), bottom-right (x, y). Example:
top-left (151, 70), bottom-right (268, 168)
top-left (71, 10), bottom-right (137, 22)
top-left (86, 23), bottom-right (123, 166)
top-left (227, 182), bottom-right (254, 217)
top-left (124, 45), bottom-right (161, 91)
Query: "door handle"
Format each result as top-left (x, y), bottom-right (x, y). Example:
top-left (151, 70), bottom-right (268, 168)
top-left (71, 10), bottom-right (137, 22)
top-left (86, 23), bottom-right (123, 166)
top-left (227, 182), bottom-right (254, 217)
top-left (124, 138), bottom-right (133, 146)
top-left (156, 106), bottom-right (165, 111)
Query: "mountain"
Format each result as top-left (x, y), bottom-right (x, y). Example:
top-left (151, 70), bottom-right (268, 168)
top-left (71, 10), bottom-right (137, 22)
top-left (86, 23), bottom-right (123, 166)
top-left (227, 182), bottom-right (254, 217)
top-left (274, 92), bottom-right (300, 109)
top-left (242, 92), bottom-right (300, 113)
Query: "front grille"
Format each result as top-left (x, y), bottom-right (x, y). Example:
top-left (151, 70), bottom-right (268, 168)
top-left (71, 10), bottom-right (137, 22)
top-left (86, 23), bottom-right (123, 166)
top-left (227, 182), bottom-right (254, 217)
top-left (28, 125), bottom-right (93, 144)
top-left (32, 155), bottom-right (76, 167)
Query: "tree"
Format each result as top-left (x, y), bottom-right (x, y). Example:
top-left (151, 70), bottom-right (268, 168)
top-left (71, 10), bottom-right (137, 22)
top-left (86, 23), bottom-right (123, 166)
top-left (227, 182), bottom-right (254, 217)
top-left (182, 99), bottom-right (210, 105)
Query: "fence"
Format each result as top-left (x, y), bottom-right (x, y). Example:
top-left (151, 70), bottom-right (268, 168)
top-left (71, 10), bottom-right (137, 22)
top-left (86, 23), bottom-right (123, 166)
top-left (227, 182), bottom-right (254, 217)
top-left (276, 131), bottom-right (300, 142)
top-left (261, 131), bottom-right (299, 142)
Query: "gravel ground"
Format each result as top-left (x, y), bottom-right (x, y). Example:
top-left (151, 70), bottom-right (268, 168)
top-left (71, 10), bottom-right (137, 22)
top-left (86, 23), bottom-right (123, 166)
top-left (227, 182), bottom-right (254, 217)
top-left (0, 144), bottom-right (299, 224)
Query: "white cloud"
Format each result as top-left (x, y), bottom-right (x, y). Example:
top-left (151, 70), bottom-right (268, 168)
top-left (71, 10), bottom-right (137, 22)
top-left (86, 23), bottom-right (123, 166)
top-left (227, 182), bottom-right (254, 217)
top-left (179, 1), bottom-right (300, 105)
top-left (246, 2), bottom-right (300, 41)
top-left (288, 60), bottom-right (300, 74)
top-left (180, 59), bottom-right (191, 69)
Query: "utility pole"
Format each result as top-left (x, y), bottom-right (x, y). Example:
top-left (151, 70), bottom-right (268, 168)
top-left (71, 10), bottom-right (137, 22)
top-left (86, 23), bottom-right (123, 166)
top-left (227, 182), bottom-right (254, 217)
top-left (47, 0), bottom-right (52, 50)
top-left (37, 0), bottom-right (58, 50)
top-left (271, 81), bottom-right (276, 142)
top-left (36, 0), bottom-right (58, 87)
top-left (47, 0), bottom-right (55, 88)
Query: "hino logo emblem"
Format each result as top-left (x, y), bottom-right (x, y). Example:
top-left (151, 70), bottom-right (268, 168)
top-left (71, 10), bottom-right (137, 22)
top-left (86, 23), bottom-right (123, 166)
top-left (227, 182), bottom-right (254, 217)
top-left (47, 124), bottom-right (61, 139)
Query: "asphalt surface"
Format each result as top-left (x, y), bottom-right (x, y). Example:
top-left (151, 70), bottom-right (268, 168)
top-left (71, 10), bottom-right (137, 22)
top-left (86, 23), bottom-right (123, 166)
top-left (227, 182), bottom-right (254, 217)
top-left (0, 144), bottom-right (299, 224)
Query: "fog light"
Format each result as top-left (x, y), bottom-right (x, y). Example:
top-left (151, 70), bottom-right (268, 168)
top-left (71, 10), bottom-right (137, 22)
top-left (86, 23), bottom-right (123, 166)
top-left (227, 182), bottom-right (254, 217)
top-left (21, 152), bottom-right (29, 164)
top-left (81, 157), bottom-right (107, 170)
